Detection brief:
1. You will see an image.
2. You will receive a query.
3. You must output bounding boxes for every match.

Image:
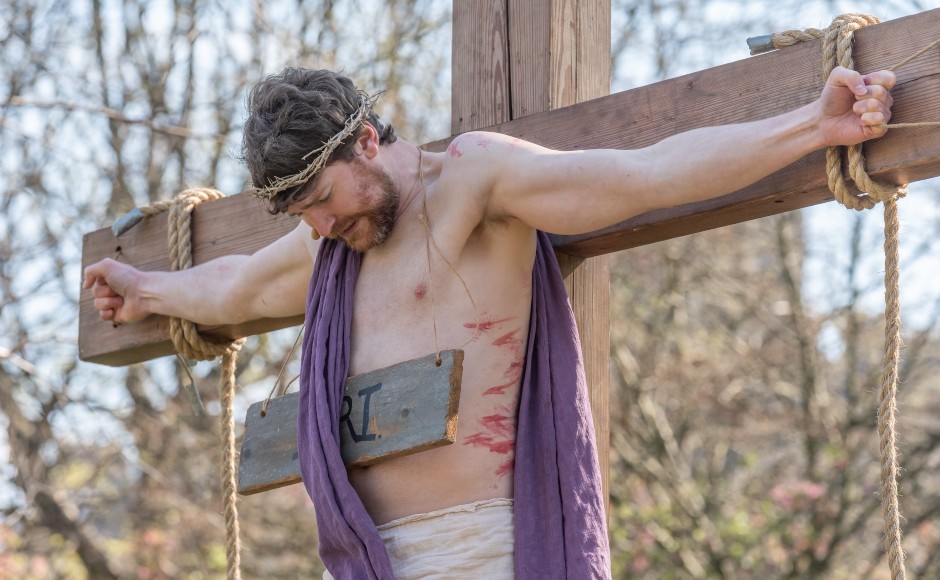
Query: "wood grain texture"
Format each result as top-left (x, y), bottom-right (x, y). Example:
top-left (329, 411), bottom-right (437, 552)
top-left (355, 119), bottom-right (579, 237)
top-left (558, 252), bottom-right (611, 511)
top-left (238, 391), bottom-right (300, 495)
top-left (338, 350), bottom-right (463, 466)
top-left (80, 9), bottom-right (940, 365)
top-left (457, 0), bottom-right (611, 515)
top-left (575, 0), bottom-right (611, 104)
top-left (448, 8), bottom-right (940, 255)
top-left (452, 0), bottom-right (510, 134)
top-left (507, 0), bottom-right (612, 515)
top-left (79, 195), bottom-right (302, 365)
top-left (237, 350), bottom-right (463, 495)
top-left (507, 0), bottom-right (550, 117)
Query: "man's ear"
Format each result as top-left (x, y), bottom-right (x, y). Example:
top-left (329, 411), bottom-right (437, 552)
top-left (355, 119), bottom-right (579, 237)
top-left (354, 122), bottom-right (381, 159)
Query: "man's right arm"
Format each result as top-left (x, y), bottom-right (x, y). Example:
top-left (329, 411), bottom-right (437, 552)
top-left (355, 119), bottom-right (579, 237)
top-left (83, 221), bottom-right (315, 325)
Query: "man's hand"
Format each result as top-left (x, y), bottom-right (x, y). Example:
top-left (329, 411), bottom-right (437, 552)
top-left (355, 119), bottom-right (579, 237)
top-left (82, 223), bottom-right (315, 327)
top-left (817, 66), bottom-right (896, 147)
top-left (83, 258), bottom-right (150, 324)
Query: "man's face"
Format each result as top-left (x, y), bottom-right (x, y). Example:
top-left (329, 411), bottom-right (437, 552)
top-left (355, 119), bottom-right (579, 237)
top-left (288, 157), bottom-right (400, 252)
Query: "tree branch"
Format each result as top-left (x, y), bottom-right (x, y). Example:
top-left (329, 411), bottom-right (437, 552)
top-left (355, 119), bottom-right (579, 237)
top-left (6, 96), bottom-right (227, 143)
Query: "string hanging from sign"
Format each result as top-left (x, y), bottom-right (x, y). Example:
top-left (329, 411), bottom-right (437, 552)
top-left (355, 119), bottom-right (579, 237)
top-left (416, 147), bottom-right (482, 365)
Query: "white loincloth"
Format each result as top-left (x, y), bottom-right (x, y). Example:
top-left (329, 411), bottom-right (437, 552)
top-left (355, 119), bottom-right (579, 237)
top-left (323, 498), bottom-right (514, 579)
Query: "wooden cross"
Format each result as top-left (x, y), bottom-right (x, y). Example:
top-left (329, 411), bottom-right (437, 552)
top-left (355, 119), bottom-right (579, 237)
top-left (79, 2), bottom-right (940, 508)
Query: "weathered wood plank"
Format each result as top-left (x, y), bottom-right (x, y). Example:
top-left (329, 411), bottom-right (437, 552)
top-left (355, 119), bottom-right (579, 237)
top-left (79, 195), bottom-right (303, 365)
top-left (507, 0), bottom-right (612, 515)
top-left (452, 0), bottom-right (509, 135)
top-left (79, 9), bottom-right (940, 365)
top-left (505, 10), bottom-right (940, 256)
top-left (238, 391), bottom-right (299, 494)
top-left (238, 350), bottom-right (463, 495)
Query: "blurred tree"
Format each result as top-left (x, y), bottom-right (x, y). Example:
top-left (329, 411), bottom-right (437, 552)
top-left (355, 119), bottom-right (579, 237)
top-left (607, 2), bottom-right (940, 577)
top-left (1, 0), bottom-right (449, 577)
top-left (608, 210), bottom-right (940, 578)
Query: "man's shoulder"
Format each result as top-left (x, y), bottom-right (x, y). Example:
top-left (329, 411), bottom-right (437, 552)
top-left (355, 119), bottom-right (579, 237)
top-left (432, 133), bottom-right (538, 250)
top-left (438, 132), bottom-right (532, 196)
top-left (443, 131), bottom-right (529, 163)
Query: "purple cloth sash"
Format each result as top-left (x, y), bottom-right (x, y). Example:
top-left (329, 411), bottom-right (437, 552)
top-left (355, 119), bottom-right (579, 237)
top-left (297, 232), bottom-right (611, 578)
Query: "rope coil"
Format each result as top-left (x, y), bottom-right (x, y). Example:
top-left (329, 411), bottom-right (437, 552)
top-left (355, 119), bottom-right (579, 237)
top-left (139, 187), bottom-right (245, 580)
top-left (822, 15), bottom-right (906, 580)
top-left (766, 14), bottom-right (934, 580)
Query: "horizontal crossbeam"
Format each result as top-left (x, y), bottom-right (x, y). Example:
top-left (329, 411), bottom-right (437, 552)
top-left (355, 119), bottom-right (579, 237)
top-left (79, 8), bottom-right (940, 366)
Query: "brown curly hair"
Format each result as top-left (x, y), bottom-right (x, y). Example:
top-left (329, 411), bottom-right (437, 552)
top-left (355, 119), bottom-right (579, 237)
top-left (240, 68), bottom-right (397, 214)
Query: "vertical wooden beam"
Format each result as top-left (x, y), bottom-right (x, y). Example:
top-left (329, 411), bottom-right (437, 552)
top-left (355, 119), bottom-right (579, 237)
top-left (454, 0), bottom-right (611, 514)
top-left (509, 0), bottom-right (611, 515)
top-left (451, 1), bottom-right (510, 134)
top-left (555, 253), bottom-right (610, 512)
top-left (575, 0), bottom-right (612, 517)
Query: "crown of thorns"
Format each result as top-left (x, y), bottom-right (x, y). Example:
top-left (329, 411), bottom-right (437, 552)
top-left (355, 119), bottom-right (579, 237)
top-left (251, 91), bottom-right (380, 201)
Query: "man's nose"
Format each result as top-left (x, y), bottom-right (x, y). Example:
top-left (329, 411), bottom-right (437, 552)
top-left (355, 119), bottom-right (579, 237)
top-left (303, 210), bottom-right (335, 239)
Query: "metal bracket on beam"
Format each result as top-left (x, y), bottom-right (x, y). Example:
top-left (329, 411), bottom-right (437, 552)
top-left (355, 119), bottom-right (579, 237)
top-left (747, 35), bottom-right (776, 55)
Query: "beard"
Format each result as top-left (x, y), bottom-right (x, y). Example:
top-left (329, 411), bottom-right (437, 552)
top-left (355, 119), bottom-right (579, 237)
top-left (335, 161), bottom-right (400, 252)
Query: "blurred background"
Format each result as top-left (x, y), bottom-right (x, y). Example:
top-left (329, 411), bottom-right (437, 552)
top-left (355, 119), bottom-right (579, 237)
top-left (1, 0), bottom-right (938, 577)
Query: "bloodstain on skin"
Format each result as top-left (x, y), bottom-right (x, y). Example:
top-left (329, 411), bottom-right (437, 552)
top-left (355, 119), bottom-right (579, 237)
top-left (464, 405), bottom-right (516, 476)
top-left (483, 381), bottom-right (515, 397)
top-left (495, 459), bottom-right (515, 477)
top-left (492, 329), bottom-right (520, 347)
top-left (414, 283), bottom-right (426, 300)
top-left (482, 355), bottom-right (525, 397)
top-left (475, 136), bottom-right (491, 151)
top-left (462, 316), bottom-right (527, 396)
top-left (482, 327), bottom-right (525, 396)
top-left (463, 316), bottom-right (513, 333)
top-left (447, 140), bottom-right (464, 158)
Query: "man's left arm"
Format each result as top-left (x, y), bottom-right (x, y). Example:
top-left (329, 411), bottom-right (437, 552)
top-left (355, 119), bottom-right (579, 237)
top-left (469, 67), bottom-right (895, 234)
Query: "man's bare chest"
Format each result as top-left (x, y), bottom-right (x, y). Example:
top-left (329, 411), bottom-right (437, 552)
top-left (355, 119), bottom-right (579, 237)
top-left (349, 243), bottom-right (472, 376)
top-left (346, 231), bottom-right (534, 377)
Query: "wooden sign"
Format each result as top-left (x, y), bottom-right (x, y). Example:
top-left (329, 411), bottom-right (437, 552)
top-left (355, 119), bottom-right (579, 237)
top-left (237, 350), bottom-right (463, 495)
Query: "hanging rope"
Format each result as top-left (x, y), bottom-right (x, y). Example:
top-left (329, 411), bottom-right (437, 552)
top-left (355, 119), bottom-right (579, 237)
top-left (761, 14), bottom-right (940, 580)
top-left (139, 188), bottom-right (246, 580)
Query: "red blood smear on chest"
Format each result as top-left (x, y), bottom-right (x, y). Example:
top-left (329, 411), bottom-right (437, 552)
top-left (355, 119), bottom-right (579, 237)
top-left (463, 317), bottom-right (513, 332)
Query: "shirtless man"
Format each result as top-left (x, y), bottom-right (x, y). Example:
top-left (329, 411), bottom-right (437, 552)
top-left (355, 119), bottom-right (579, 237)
top-left (83, 66), bottom-right (896, 578)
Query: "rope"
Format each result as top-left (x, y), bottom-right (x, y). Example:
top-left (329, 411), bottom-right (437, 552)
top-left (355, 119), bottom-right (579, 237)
top-left (765, 18), bottom-right (940, 129)
top-left (821, 14), bottom-right (908, 212)
top-left (140, 188), bottom-right (245, 580)
top-left (769, 14), bottom-right (938, 580)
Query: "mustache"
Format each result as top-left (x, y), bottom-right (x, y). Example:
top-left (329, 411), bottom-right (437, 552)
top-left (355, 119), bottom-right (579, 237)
top-left (331, 216), bottom-right (361, 238)
top-left (331, 221), bottom-right (352, 238)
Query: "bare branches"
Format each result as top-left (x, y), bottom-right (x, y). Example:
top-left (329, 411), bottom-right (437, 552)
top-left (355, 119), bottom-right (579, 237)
top-left (608, 204), bottom-right (940, 576)
top-left (0, 0), bottom-right (451, 577)
top-left (6, 96), bottom-right (227, 143)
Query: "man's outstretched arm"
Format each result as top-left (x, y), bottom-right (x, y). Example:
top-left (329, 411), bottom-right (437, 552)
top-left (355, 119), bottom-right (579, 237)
top-left (467, 67), bottom-right (895, 234)
top-left (83, 221), bottom-right (315, 325)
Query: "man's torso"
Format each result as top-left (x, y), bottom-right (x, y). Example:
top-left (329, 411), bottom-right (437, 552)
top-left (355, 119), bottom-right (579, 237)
top-left (311, 152), bottom-right (539, 525)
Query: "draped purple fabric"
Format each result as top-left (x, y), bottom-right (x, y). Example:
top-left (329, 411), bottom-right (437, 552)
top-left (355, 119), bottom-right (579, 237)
top-left (297, 233), bottom-right (610, 579)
